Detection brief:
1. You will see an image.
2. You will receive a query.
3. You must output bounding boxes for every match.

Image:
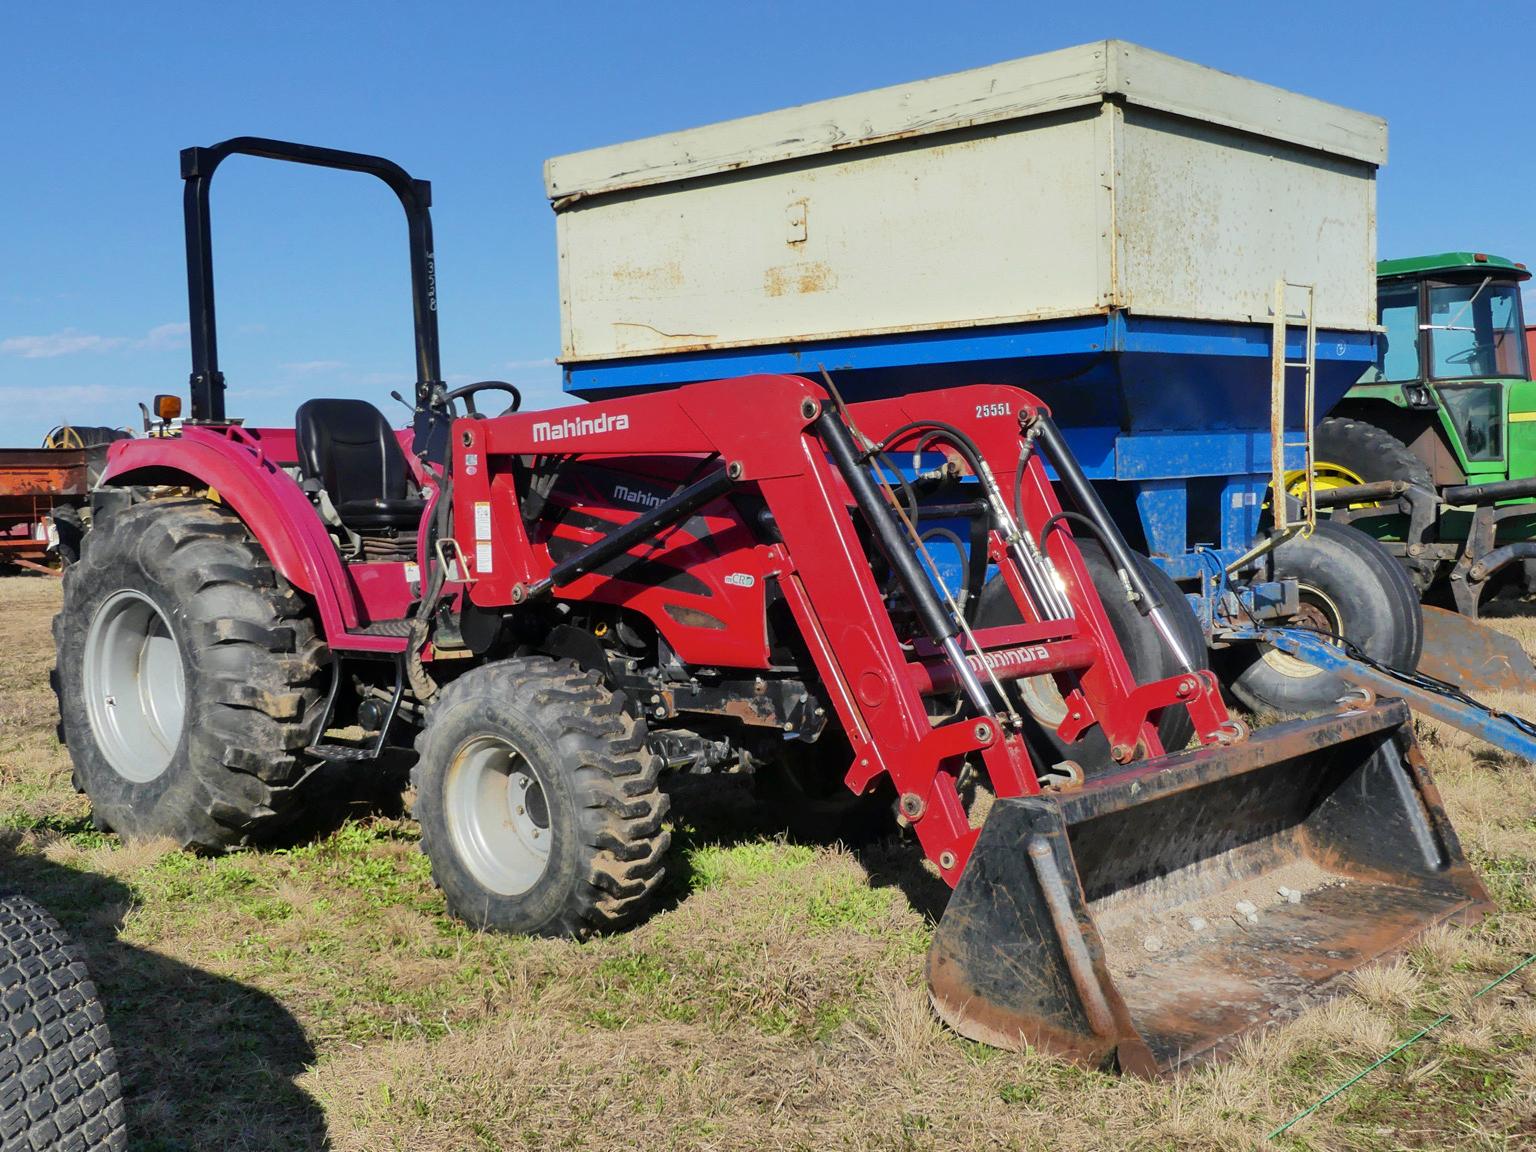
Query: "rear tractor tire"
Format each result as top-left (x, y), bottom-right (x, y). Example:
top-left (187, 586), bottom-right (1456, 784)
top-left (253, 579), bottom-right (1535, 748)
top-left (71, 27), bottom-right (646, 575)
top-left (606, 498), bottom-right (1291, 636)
top-left (1309, 417), bottom-right (1437, 592)
top-left (411, 657), bottom-right (670, 938)
top-left (1225, 519), bottom-right (1423, 716)
top-left (53, 498), bottom-right (330, 850)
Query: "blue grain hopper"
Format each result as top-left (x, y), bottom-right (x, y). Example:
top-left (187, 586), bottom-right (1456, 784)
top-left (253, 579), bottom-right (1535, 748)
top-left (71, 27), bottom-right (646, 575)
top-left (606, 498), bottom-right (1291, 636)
top-left (545, 41), bottom-right (1385, 581)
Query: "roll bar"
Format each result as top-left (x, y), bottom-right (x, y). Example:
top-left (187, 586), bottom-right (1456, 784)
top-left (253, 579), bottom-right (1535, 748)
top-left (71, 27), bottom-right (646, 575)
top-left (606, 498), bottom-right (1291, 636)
top-left (179, 136), bottom-right (444, 424)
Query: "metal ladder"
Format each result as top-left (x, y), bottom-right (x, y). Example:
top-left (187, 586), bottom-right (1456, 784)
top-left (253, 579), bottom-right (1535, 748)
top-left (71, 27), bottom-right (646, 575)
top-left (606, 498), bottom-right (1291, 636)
top-left (1270, 279), bottom-right (1319, 536)
top-left (1222, 279), bottom-right (1320, 575)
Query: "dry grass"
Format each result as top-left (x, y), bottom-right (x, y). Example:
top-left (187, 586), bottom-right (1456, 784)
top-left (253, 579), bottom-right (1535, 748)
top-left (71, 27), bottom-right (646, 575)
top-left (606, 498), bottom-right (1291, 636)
top-left (3, 574), bottom-right (1535, 1151)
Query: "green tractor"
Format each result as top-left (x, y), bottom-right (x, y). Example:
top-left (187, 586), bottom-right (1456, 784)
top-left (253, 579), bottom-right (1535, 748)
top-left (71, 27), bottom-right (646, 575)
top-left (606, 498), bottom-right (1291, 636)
top-left (1305, 252), bottom-right (1536, 616)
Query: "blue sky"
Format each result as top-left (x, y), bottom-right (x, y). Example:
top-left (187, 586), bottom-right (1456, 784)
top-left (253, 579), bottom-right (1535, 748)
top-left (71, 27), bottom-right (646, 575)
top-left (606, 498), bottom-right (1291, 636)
top-left (4, 1), bottom-right (1533, 446)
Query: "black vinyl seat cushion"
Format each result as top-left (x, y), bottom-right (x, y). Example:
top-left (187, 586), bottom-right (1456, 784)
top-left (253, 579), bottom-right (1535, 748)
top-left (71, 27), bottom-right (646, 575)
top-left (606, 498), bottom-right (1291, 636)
top-left (294, 398), bottom-right (426, 533)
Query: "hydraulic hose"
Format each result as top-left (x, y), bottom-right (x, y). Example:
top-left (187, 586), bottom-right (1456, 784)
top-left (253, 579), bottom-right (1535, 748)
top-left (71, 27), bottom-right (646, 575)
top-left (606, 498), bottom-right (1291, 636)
top-left (880, 418), bottom-right (1072, 621)
top-left (818, 408), bottom-right (995, 716)
top-left (1029, 414), bottom-right (1197, 672)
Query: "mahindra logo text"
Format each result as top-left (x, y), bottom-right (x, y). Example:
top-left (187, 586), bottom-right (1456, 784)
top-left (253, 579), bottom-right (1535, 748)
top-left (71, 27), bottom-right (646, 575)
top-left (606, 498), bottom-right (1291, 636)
top-left (531, 412), bottom-right (631, 443)
top-left (966, 645), bottom-right (1051, 673)
top-left (612, 484), bottom-right (662, 509)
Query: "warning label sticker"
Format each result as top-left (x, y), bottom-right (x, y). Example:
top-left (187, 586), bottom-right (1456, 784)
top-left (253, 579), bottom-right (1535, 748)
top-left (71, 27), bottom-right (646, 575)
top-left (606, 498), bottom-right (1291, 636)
top-left (474, 501), bottom-right (492, 540)
top-left (476, 542), bottom-right (494, 574)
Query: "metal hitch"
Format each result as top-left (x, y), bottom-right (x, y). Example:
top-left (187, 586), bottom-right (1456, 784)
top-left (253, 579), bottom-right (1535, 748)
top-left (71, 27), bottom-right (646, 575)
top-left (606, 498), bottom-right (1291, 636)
top-left (927, 701), bottom-right (1490, 1076)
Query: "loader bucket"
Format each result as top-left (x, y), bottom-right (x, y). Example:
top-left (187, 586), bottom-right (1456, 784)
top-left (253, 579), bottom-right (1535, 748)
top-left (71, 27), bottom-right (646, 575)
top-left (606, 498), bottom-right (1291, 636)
top-left (927, 702), bottom-right (1491, 1076)
top-left (1418, 604), bottom-right (1536, 696)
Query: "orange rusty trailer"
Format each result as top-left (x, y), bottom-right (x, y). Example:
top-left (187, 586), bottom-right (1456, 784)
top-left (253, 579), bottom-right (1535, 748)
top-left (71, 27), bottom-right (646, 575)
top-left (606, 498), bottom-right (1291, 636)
top-left (0, 448), bottom-right (89, 572)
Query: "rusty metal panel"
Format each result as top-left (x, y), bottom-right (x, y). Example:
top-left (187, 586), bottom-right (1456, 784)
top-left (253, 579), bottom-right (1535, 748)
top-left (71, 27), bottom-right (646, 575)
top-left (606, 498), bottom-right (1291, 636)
top-left (549, 42), bottom-right (1384, 364)
top-left (1418, 604), bottom-right (1536, 694)
top-left (546, 40), bottom-right (1385, 202)
top-left (554, 105), bottom-right (1114, 360)
top-left (0, 449), bottom-right (89, 498)
top-left (928, 702), bottom-right (1491, 1075)
top-left (1113, 106), bottom-right (1377, 331)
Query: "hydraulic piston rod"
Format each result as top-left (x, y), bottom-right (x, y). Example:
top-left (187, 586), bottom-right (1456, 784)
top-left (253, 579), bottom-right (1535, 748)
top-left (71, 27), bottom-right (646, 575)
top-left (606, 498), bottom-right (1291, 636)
top-left (817, 408), bottom-right (995, 716)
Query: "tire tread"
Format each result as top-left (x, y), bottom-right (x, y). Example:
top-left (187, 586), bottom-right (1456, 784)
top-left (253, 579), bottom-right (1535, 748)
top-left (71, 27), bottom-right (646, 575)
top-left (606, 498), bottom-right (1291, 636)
top-left (54, 497), bottom-right (328, 849)
top-left (412, 657), bottom-right (669, 938)
top-left (0, 895), bottom-right (125, 1152)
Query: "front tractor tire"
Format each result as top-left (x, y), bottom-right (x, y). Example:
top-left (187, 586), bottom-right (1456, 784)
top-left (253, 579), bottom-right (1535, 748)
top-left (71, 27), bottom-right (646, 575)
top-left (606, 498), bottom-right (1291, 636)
top-left (412, 657), bottom-right (670, 938)
top-left (973, 540), bottom-right (1209, 771)
top-left (1225, 519), bottom-right (1423, 716)
top-left (53, 498), bottom-right (329, 850)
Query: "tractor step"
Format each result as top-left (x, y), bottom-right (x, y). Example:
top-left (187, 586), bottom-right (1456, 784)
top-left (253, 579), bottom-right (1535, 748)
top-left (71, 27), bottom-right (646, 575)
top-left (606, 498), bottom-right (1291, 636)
top-left (304, 744), bottom-right (382, 762)
top-left (348, 619), bottom-right (415, 638)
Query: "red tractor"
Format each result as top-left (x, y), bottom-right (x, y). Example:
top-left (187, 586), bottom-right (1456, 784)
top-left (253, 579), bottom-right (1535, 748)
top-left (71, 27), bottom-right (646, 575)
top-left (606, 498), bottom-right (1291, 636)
top-left (51, 139), bottom-right (1490, 1075)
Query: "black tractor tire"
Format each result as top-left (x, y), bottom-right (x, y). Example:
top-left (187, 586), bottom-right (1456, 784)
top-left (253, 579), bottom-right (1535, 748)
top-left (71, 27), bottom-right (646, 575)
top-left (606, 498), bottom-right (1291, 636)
top-left (49, 504), bottom-right (86, 568)
top-left (1315, 416), bottom-right (1435, 491)
top-left (54, 497), bottom-right (330, 850)
top-left (1225, 518), bottom-right (1423, 716)
top-left (412, 657), bottom-right (670, 938)
top-left (752, 732), bottom-right (896, 846)
top-left (974, 540), bottom-right (1208, 771)
top-left (1313, 416), bottom-right (1437, 591)
top-left (0, 893), bottom-right (126, 1151)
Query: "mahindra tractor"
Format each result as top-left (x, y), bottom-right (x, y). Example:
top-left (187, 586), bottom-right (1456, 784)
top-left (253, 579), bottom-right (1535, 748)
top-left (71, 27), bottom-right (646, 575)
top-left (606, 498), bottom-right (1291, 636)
top-left (50, 139), bottom-right (1490, 1076)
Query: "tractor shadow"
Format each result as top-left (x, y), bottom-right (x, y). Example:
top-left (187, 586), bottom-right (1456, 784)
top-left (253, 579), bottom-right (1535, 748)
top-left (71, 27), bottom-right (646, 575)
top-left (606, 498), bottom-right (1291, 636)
top-left (660, 773), bottom-right (953, 925)
top-left (0, 843), bottom-right (329, 1152)
top-left (268, 748), bottom-right (418, 847)
top-left (287, 749), bottom-right (956, 931)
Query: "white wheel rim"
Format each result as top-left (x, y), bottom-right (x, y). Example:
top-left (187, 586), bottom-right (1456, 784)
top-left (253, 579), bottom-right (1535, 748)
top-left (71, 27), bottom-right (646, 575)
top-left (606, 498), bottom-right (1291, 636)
top-left (1258, 582), bottom-right (1344, 680)
top-left (1017, 674), bottom-right (1070, 727)
top-left (83, 589), bottom-right (187, 782)
top-left (444, 735), bottom-right (553, 896)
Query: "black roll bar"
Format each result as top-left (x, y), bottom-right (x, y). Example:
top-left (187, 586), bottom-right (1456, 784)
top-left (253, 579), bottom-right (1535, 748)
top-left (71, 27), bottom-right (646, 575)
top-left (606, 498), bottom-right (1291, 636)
top-left (179, 136), bottom-right (443, 424)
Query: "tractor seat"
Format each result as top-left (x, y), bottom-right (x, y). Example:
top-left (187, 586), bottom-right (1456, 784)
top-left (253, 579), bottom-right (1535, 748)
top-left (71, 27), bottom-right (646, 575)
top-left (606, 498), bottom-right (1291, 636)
top-left (295, 398), bottom-right (425, 533)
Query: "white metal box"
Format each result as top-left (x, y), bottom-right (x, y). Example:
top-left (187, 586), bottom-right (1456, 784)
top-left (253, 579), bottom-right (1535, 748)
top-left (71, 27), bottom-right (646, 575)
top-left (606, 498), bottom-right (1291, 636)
top-left (545, 41), bottom-right (1386, 364)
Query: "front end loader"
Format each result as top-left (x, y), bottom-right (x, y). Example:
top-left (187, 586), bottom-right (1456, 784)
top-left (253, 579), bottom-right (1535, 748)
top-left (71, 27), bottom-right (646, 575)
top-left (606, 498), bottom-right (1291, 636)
top-left (52, 138), bottom-right (1492, 1075)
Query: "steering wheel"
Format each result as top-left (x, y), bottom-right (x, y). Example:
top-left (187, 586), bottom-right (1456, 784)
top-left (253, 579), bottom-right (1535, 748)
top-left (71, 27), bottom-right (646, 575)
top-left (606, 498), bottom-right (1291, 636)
top-left (443, 380), bottom-right (523, 418)
top-left (1442, 344), bottom-right (1493, 367)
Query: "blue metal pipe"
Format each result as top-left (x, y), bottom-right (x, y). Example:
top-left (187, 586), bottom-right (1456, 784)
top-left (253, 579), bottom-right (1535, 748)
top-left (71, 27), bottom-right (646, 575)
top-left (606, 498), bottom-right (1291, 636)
top-left (1237, 628), bottom-right (1536, 762)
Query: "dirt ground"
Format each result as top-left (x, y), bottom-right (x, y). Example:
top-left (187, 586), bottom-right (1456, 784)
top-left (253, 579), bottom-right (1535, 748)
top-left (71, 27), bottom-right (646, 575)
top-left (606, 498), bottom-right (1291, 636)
top-left (2, 574), bottom-right (1534, 1151)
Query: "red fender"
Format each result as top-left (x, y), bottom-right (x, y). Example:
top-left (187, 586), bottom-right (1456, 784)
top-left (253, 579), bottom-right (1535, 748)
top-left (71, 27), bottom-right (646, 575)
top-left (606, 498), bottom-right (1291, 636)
top-left (97, 428), bottom-right (370, 642)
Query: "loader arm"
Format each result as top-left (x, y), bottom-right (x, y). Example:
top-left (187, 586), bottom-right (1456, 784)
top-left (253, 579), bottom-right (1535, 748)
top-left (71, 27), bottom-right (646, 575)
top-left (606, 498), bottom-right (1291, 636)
top-left (452, 374), bottom-right (1230, 884)
top-left (447, 373), bottom-right (1488, 1077)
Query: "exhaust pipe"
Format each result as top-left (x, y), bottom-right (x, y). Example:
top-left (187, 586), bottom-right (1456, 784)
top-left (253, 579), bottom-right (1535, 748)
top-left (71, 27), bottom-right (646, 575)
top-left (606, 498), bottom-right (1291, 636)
top-left (927, 700), bottom-right (1490, 1075)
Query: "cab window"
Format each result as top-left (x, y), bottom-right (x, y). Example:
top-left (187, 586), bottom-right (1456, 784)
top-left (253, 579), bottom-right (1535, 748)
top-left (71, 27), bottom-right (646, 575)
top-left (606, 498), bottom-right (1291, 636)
top-left (1439, 382), bottom-right (1503, 461)
top-left (1427, 278), bottom-right (1528, 380)
top-left (1373, 283), bottom-right (1420, 381)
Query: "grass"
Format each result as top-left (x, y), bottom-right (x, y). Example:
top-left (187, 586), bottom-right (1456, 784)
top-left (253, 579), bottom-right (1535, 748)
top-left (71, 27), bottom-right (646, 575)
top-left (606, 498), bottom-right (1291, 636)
top-left (2, 574), bottom-right (1535, 1150)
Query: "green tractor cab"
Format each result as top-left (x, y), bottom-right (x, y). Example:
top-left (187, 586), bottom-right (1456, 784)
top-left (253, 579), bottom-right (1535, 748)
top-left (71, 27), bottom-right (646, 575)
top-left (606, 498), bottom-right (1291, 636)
top-left (1308, 252), bottom-right (1536, 615)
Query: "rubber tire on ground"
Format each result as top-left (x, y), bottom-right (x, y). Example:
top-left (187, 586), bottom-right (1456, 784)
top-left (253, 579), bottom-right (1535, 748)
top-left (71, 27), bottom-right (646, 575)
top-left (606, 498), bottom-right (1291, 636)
top-left (49, 504), bottom-right (86, 568)
top-left (752, 732), bottom-right (896, 846)
top-left (1225, 518), bottom-right (1423, 716)
top-left (1314, 416), bottom-right (1437, 591)
top-left (54, 498), bottom-right (329, 850)
top-left (0, 893), bottom-right (126, 1151)
top-left (412, 657), bottom-right (670, 938)
top-left (973, 540), bottom-right (1209, 771)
